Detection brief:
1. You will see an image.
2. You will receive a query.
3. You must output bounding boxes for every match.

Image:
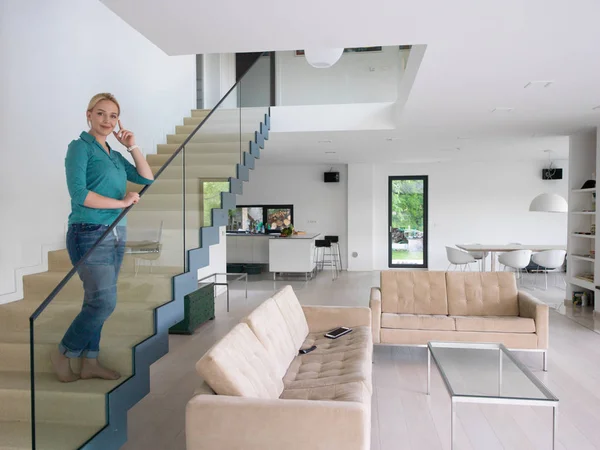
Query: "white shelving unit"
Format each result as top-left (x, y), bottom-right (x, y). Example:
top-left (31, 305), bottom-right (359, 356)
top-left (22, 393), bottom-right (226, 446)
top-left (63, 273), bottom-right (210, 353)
top-left (567, 131), bottom-right (599, 309)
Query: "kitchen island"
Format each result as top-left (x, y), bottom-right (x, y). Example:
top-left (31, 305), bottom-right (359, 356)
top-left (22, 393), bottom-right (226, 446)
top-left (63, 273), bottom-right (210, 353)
top-left (269, 233), bottom-right (321, 280)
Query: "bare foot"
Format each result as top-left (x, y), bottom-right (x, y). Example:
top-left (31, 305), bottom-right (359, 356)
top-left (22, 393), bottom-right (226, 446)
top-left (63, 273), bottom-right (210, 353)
top-left (80, 358), bottom-right (121, 380)
top-left (51, 350), bottom-right (79, 383)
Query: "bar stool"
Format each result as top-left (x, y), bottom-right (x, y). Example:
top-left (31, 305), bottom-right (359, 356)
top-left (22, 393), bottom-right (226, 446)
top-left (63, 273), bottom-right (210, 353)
top-left (314, 239), bottom-right (338, 280)
top-left (324, 235), bottom-right (342, 271)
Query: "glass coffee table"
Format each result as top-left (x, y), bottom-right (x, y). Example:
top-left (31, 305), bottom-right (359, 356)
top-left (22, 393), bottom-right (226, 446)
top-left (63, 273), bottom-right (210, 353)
top-left (427, 342), bottom-right (558, 449)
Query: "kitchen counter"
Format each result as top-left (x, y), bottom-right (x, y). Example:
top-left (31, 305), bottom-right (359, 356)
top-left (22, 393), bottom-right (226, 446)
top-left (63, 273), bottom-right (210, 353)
top-left (269, 233), bottom-right (320, 240)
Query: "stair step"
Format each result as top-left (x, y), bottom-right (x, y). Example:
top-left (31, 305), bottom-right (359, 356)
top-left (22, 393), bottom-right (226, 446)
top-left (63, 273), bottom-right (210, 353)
top-left (127, 210), bottom-right (204, 230)
top-left (1, 299), bottom-right (155, 337)
top-left (151, 164), bottom-right (237, 179)
top-left (21, 271), bottom-right (173, 303)
top-left (146, 153), bottom-right (239, 166)
top-left (47, 248), bottom-right (184, 276)
top-left (0, 371), bottom-right (117, 425)
top-left (134, 193), bottom-right (206, 211)
top-left (156, 142), bottom-right (241, 155)
top-left (0, 332), bottom-right (143, 375)
top-left (190, 109), bottom-right (211, 117)
top-left (0, 420), bottom-right (99, 450)
top-left (127, 178), bottom-right (229, 195)
top-left (166, 132), bottom-right (254, 145)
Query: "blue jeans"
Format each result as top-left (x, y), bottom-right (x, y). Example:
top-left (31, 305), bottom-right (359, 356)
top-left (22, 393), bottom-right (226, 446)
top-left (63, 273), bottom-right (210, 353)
top-left (59, 223), bottom-right (126, 358)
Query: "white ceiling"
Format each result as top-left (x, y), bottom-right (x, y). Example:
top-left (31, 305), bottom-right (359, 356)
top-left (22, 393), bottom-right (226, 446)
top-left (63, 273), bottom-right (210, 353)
top-left (101, 0), bottom-right (600, 164)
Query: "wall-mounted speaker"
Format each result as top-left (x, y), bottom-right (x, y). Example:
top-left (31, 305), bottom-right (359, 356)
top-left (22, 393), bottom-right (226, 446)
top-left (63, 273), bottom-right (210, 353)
top-left (324, 172), bottom-right (340, 183)
top-left (542, 168), bottom-right (563, 180)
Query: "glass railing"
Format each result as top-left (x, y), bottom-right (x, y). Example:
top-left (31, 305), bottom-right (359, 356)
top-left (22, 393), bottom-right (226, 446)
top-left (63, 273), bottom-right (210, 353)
top-left (27, 53), bottom-right (270, 449)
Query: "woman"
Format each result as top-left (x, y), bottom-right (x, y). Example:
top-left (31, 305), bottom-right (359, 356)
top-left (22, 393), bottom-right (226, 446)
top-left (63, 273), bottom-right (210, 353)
top-left (51, 93), bottom-right (154, 382)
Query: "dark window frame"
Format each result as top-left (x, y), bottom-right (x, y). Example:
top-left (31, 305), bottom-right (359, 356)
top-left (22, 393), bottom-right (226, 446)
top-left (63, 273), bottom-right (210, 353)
top-left (388, 176), bottom-right (429, 269)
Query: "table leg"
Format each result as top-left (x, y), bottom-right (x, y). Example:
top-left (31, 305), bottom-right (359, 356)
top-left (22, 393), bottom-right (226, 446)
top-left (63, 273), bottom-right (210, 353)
top-left (491, 251), bottom-right (496, 272)
top-left (498, 349), bottom-right (503, 396)
top-left (226, 285), bottom-right (230, 313)
top-left (427, 347), bottom-right (431, 395)
top-left (553, 406), bottom-right (558, 449)
top-left (245, 275), bottom-right (248, 298)
top-left (451, 400), bottom-right (456, 450)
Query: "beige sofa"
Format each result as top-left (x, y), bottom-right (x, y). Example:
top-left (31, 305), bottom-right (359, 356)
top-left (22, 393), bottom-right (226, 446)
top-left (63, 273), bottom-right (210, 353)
top-left (370, 271), bottom-right (549, 369)
top-left (186, 285), bottom-right (373, 450)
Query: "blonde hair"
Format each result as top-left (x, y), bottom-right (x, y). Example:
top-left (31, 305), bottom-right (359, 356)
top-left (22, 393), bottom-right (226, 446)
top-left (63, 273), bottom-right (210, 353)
top-left (87, 93), bottom-right (120, 115)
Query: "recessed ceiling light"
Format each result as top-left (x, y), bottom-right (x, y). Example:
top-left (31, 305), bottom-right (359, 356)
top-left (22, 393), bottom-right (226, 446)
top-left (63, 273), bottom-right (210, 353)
top-left (491, 107), bottom-right (514, 113)
top-left (318, 140), bottom-right (332, 144)
top-left (524, 81), bottom-right (554, 89)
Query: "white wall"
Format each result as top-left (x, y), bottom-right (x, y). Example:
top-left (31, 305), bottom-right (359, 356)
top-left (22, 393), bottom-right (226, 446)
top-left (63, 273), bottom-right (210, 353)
top-left (0, 0), bottom-right (196, 301)
top-left (236, 164), bottom-right (349, 267)
top-left (275, 47), bottom-right (401, 106)
top-left (347, 159), bottom-right (569, 271)
top-left (203, 53), bottom-right (236, 109)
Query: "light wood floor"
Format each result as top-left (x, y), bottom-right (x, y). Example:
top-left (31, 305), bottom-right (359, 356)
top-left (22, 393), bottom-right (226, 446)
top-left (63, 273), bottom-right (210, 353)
top-left (120, 271), bottom-right (600, 450)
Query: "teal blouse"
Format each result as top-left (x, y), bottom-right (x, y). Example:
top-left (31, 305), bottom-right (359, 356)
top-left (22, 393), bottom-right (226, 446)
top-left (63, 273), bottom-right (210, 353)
top-left (65, 131), bottom-right (153, 225)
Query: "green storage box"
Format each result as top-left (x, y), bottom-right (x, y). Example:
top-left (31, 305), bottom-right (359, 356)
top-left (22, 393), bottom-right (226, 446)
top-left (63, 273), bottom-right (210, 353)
top-left (169, 283), bottom-right (215, 335)
top-left (227, 263), bottom-right (245, 273)
top-left (244, 264), bottom-right (262, 275)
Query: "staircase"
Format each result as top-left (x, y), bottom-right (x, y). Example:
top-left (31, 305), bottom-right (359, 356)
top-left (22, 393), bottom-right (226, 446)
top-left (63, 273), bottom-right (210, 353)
top-left (0, 77), bottom-right (270, 448)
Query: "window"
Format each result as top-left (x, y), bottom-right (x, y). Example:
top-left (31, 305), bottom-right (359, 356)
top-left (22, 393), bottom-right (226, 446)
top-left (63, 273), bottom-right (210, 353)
top-left (388, 176), bottom-right (428, 268)
top-left (227, 204), bottom-right (294, 234)
top-left (202, 180), bottom-right (230, 226)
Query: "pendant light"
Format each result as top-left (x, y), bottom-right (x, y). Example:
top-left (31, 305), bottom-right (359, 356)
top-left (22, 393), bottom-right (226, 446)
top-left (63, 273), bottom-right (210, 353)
top-left (529, 193), bottom-right (568, 213)
top-left (304, 48), bottom-right (344, 68)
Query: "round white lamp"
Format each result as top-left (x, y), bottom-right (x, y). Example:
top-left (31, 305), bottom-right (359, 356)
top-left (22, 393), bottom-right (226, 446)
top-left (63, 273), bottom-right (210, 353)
top-left (529, 193), bottom-right (568, 213)
top-left (304, 48), bottom-right (344, 68)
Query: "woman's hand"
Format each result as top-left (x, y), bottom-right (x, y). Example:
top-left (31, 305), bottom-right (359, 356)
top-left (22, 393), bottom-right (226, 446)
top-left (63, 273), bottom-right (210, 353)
top-left (121, 192), bottom-right (140, 207)
top-left (113, 119), bottom-right (136, 148)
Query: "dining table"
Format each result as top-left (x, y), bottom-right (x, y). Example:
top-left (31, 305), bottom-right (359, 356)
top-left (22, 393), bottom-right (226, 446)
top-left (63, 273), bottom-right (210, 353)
top-left (455, 244), bottom-right (567, 272)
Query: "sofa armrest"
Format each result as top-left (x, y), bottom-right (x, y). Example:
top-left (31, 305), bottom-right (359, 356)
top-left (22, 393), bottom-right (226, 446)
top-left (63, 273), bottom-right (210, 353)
top-left (369, 288), bottom-right (381, 344)
top-left (186, 394), bottom-right (369, 450)
top-left (301, 305), bottom-right (371, 333)
top-left (518, 290), bottom-right (549, 349)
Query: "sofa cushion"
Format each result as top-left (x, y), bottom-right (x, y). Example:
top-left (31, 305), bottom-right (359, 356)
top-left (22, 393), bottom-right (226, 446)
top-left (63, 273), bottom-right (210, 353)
top-left (281, 381), bottom-right (370, 404)
top-left (283, 326), bottom-right (372, 392)
top-left (381, 313), bottom-right (456, 331)
top-left (380, 328), bottom-right (539, 349)
top-left (196, 323), bottom-right (284, 399)
top-left (454, 316), bottom-right (536, 333)
top-left (380, 271), bottom-right (448, 315)
top-left (446, 272), bottom-right (519, 316)
top-left (301, 326), bottom-right (372, 355)
top-left (272, 285), bottom-right (309, 349)
top-left (242, 297), bottom-right (298, 379)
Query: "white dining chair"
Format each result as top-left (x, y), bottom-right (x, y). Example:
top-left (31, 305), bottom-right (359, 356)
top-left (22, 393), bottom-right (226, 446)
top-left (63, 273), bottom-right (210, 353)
top-left (446, 246), bottom-right (477, 271)
top-left (464, 243), bottom-right (489, 271)
top-left (498, 250), bottom-right (532, 285)
top-left (531, 250), bottom-right (567, 290)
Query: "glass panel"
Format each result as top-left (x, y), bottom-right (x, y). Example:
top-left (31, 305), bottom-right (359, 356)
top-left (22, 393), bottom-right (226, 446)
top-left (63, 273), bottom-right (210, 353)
top-left (31, 150), bottom-right (185, 448)
top-left (27, 51), bottom-right (270, 450)
top-left (389, 176), bottom-right (427, 268)
top-left (184, 86), bottom-right (241, 252)
top-left (429, 343), bottom-right (556, 401)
